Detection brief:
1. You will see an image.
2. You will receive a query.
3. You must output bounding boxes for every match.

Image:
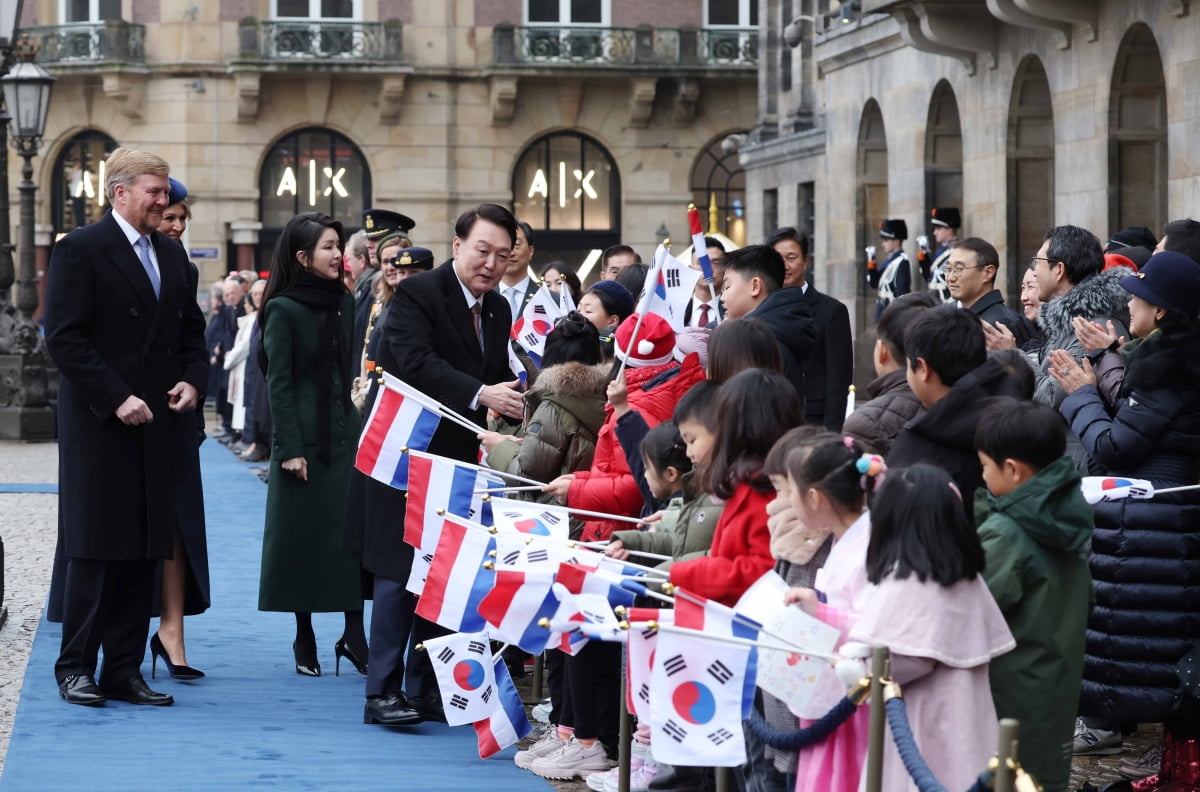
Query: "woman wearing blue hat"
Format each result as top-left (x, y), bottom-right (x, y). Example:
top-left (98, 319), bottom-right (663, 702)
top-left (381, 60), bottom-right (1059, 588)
top-left (1050, 251), bottom-right (1200, 789)
top-left (149, 177), bottom-right (212, 681)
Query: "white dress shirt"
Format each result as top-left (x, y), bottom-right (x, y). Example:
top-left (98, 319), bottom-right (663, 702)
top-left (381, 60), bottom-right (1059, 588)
top-left (111, 208), bottom-right (161, 283)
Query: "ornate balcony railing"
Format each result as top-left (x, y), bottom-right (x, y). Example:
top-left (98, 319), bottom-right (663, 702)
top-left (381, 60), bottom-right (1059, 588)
top-left (240, 19), bottom-right (403, 62)
top-left (493, 24), bottom-right (758, 69)
top-left (23, 21), bottom-right (145, 64)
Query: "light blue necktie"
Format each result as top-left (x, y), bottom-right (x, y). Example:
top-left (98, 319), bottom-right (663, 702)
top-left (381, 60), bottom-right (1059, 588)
top-left (137, 236), bottom-right (160, 298)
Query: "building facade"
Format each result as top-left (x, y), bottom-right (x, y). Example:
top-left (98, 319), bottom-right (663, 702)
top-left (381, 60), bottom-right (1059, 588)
top-left (19, 0), bottom-right (758, 297)
top-left (741, 0), bottom-right (1199, 383)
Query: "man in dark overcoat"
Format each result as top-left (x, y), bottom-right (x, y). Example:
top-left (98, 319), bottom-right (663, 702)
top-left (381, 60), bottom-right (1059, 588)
top-left (361, 204), bottom-right (524, 725)
top-left (43, 147), bottom-right (208, 707)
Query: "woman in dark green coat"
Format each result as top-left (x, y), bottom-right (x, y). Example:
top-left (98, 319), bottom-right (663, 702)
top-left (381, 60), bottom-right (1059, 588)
top-left (258, 212), bottom-right (365, 677)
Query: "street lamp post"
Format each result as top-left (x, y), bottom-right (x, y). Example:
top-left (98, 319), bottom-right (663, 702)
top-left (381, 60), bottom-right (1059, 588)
top-left (0, 29), bottom-right (54, 441)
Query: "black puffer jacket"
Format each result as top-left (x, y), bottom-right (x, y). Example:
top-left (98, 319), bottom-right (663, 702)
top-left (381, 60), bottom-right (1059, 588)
top-left (887, 357), bottom-right (1026, 506)
top-left (1061, 354), bottom-right (1200, 722)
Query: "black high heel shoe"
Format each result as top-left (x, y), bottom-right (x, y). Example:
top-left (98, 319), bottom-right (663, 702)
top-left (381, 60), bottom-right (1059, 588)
top-left (293, 639), bottom-right (321, 677)
top-left (334, 638), bottom-right (368, 676)
top-left (149, 633), bottom-right (205, 681)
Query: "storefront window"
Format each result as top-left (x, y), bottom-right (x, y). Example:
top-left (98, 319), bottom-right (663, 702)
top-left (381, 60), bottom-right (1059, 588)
top-left (511, 132), bottom-right (619, 233)
top-left (259, 127), bottom-right (370, 233)
top-left (50, 129), bottom-right (118, 239)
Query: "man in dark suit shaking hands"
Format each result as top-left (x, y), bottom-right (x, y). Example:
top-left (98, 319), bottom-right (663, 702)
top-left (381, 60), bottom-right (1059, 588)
top-left (361, 203), bottom-right (524, 725)
top-left (44, 148), bottom-right (209, 707)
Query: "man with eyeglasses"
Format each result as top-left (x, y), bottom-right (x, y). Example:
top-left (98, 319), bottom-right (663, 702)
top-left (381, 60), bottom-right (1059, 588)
top-left (946, 237), bottom-right (1032, 348)
top-left (599, 244), bottom-right (639, 281)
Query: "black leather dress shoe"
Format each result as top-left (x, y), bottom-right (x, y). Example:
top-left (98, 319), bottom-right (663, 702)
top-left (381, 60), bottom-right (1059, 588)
top-left (102, 675), bottom-right (174, 706)
top-left (406, 694), bottom-right (447, 724)
top-left (363, 693), bottom-right (423, 725)
top-left (58, 674), bottom-right (107, 706)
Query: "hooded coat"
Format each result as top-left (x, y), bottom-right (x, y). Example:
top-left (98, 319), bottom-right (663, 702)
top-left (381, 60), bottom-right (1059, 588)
top-left (1060, 334), bottom-right (1200, 724)
top-left (747, 287), bottom-right (817, 413)
top-left (485, 361), bottom-right (608, 485)
top-left (974, 457), bottom-right (1093, 792)
top-left (887, 357), bottom-right (1026, 506)
top-left (568, 354), bottom-right (706, 542)
top-left (609, 471), bottom-right (725, 566)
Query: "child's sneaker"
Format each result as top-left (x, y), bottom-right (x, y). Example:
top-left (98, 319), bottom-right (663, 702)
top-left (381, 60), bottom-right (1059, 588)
top-left (619, 757), bottom-right (665, 792)
top-left (586, 742), bottom-right (649, 791)
top-left (514, 729), bottom-right (564, 770)
top-left (529, 738), bottom-right (612, 780)
top-left (1072, 717), bottom-right (1123, 755)
top-left (531, 697), bottom-right (552, 724)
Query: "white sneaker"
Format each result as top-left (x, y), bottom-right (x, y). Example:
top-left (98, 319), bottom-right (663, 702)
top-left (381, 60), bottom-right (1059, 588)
top-left (514, 730), bottom-right (566, 770)
top-left (1072, 717), bottom-right (1123, 755)
top-left (586, 742), bottom-right (648, 792)
top-left (529, 738), bottom-right (612, 780)
top-left (618, 758), bottom-right (665, 792)
top-left (531, 697), bottom-right (552, 724)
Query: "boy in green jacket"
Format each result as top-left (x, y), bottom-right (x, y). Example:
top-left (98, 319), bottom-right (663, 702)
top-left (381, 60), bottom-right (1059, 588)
top-left (974, 399), bottom-right (1094, 792)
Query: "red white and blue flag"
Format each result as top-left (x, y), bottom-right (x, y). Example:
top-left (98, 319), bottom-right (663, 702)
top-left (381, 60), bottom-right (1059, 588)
top-left (477, 568), bottom-right (562, 654)
top-left (648, 590), bottom-right (758, 767)
top-left (489, 497), bottom-right (572, 542)
top-left (404, 451), bottom-right (500, 550)
top-left (424, 631), bottom-right (498, 727)
top-left (687, 204), bottom-right (714, 282)
top-left (414, 517), bottom-right (496, 633)
top-left (556, 562), bottom-right (637, 611)
top-left (473, 657), bottom-right (533, 759)
top-left (355, 373), bottom-right (443, 490)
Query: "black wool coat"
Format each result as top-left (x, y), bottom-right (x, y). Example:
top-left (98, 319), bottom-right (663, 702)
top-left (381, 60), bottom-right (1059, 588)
top-left (44, 212), bottom-right (209, 562)
top-left (361, 261), bottom-right (514, 582)
top-left (799, 285), bottom-right (854, 431)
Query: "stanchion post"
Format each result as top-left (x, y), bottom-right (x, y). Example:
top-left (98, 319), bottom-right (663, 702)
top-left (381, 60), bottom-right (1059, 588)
top-left (532, 652), bottom-right (544, 700)
top-left (995, 718), bottom-right (1019, 792)
top-left (714, 766), bottom-right (733, 792)
top-left (618, 673), bottom-right (633, 792)
top-left (863, 646), bottom-right (889, 792)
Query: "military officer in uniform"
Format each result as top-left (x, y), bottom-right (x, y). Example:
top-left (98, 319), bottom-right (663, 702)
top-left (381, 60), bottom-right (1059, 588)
top-left (917, 207), bottom-right (960, 303)
top-left (867, 219), bottom-right (912, 321)
top-left (354, 209), bottom-right (414, 372)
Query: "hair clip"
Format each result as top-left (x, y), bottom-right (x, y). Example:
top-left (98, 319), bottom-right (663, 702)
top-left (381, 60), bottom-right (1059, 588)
top-left (855, 454), bottom-right (886, 478)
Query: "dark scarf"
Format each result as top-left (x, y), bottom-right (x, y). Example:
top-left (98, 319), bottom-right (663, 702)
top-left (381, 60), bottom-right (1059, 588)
top-left (269, 271), bottom-right (351, 465)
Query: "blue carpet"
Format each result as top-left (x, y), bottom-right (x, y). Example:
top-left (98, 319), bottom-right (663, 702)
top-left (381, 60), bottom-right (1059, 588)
top-left (1, 440), bottom-right (551, 791)
top-left (0, 483), bottom-right (56, 493)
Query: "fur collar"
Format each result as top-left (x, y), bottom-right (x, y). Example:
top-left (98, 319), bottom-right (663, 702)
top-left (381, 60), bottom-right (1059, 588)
top-left (531, 361), bottom-right (610, 399)
top-left (1039, 267), bottom-right (1132, 344)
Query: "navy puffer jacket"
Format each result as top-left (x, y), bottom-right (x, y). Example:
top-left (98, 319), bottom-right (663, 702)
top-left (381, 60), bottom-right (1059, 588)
top-left (1061, 379), bottom-right (1200, 723)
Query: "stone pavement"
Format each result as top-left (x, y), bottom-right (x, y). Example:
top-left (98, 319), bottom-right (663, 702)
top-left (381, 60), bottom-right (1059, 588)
top-left (0, 437), bottom-right (1165, 789)
top-left (0, 441), bottom-right (59, 780)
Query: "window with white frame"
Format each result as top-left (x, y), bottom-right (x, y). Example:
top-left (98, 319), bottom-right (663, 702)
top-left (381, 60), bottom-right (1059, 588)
top-left (704, 0), bottom-right (757, 27)
top-left (525, 0), bottom-right (609, 26)
top-left (61, 0), bottom-right (121, 23)
top-left (272, 0), bottom-right (359, 19)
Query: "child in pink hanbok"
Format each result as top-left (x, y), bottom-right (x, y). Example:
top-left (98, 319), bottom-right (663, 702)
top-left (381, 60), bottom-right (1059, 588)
top-left (850, 464), bottom-right (1014, 792)
top-left (782, 435), bottom-right (883, 792)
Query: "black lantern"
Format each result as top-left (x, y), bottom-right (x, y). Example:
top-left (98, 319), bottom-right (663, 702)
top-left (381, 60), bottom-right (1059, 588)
top-left (2, 36), bottom-right (53, 147)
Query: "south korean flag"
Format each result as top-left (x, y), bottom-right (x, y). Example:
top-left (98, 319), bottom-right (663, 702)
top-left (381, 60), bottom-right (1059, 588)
top-left (647, 602), bottom-right (756, 767)
top-left (424, 632), bottom-right (499, 727)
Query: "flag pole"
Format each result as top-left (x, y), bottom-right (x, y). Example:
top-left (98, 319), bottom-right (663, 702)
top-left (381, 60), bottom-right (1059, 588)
top-left (475, 484), bottom-right (545, 494)
top-left (580, 542), bottom-right (672, 562)
top-left (625, 622), bottom-right (837, 659)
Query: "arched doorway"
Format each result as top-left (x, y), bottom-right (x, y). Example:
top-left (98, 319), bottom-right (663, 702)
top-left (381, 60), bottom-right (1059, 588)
top-left (690, 131), bottom-right (749, 247)
top-left (50, 129), bottom-right (118, 240)
top-left (855, 99), bottom-right (888, 385)
top-left (510, 131), bottom-right (621, 282)
top-left (1109, 23), bottom-right (1166, 236)
top-left (258, 127), bottom-right (371, 271)
top-left (1007, 56), bottom-right (1054, 305)
top-left (924, 80), bottom-right (963, 232)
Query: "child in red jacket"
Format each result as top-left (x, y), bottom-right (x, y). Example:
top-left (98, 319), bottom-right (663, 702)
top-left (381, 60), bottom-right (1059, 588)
top-left (669, 368), bottom-right (804, 606)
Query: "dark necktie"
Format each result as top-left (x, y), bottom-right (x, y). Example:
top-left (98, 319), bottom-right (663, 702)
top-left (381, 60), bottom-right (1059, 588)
top-left (471, 301), bottom-right (483, 349)
top-left (698, 303), bottom-right (710, 327)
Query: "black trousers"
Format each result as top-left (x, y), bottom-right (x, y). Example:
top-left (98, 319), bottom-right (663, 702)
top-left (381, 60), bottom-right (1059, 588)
top-left (55, 557), bottom-right (154, 685)
top-left (563, 640), bottom-right (622, 744)
top-left (365, 577), bottom-right (443, 700)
